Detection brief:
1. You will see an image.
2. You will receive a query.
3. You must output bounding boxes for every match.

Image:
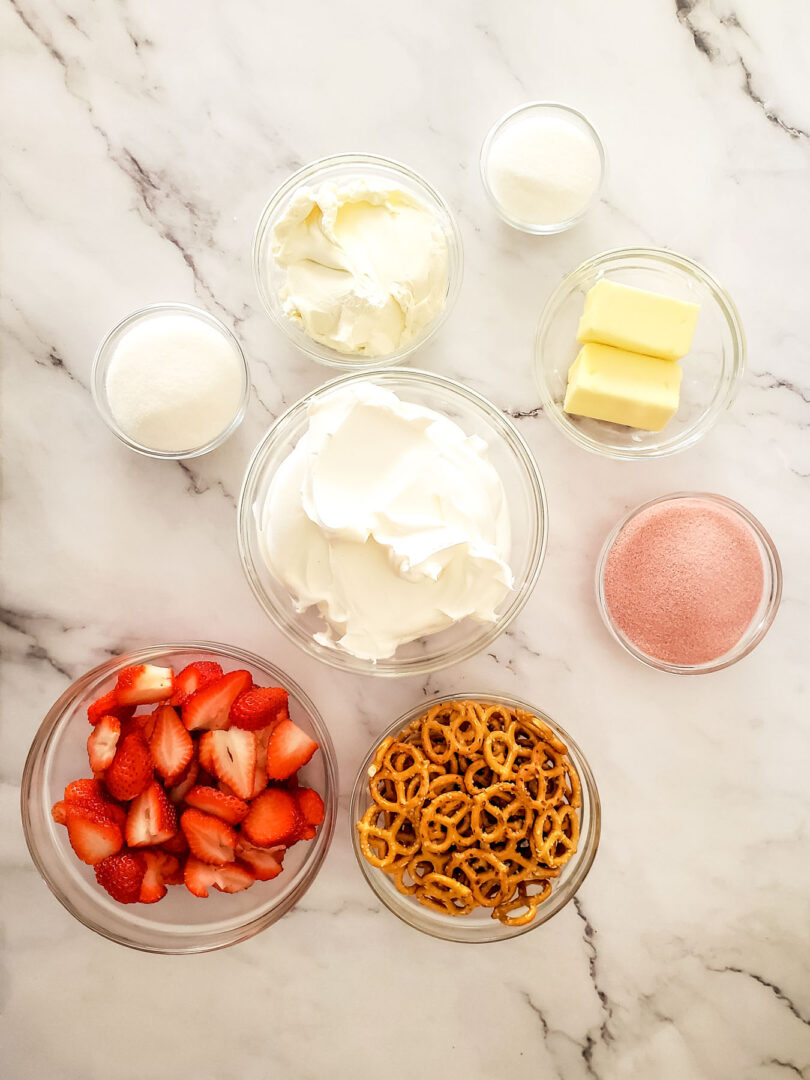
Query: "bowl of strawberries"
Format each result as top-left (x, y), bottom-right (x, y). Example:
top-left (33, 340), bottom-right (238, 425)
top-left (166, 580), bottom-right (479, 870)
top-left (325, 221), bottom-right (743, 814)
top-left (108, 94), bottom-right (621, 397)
top-left (21, 642), bottom-right (337, 952)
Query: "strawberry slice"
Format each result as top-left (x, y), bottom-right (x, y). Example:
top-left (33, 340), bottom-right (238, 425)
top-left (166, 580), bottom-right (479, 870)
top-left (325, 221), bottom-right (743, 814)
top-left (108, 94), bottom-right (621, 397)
top-left (60, 778), bottom-right (127, 832)
top-left (87, 715), bottom-right (120, 772)
top-left (181, 670), bottom-right (252, 732)
top-left (180, 808), bottom-right (237, 865)
top-left (229, 687), bottom-right (288, 731)
top-left (235, 837), bottom-right (285, 881)
top-left (264, 719), bottom-right (319, 781)
top-left (51, 800), bottom-right (68, 826)
top-left (104, 731), bottom-right (153, 801)
top-left (198, 731), bottom-right (216, 774)
top-left (184, 786), bottom-right (248, 825)
top-left (184, 856), bottom-right (255, 897)
top-left (129, 710), bottom-right (158, 742)
top-left (295, 787), bottom-right (325, 827)
top-left (139, 850), bottom-right (181, 903)
top-left (87, 690), bottom-right (135, 727)
top-left (66, 807), bottom-right (123, 865)
top-left (115, 664), bottom-right (175, 707)
top-left (166, 755), bottom-right (199, 804)
top-left (125, 781), bottom-right (177, 847)
top-left (248, 765), bottom-right (268, 800)
top-left (160, 829), bottom-right (190, 857)
top-left (298, 824), bottom-right (317, 841)
top-left (242, 788), bottom-right (302, 847)
top-left (206, 729), bottom-right (256, 800)
top-left (95, 851), bottom-right (146, 903)
top-left (170, 661), bottom-right (224, 707)
top-left (149, 704), bottom-right (193, 785)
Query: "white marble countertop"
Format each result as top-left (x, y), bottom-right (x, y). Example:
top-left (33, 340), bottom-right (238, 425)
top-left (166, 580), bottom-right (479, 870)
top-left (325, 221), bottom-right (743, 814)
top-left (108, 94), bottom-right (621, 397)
top-left (2, 1), bottom-right (809, 1077)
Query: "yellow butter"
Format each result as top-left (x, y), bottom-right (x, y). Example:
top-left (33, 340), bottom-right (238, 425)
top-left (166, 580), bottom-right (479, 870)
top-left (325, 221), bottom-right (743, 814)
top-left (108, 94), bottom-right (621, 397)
top-left (577, 280), bottom-right (699, 361)
top-left (563, 343), bottom-right (682, 431)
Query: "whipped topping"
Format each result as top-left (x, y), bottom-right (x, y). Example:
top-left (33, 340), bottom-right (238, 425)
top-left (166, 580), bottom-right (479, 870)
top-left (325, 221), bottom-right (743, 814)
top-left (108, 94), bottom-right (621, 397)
top-left (271, 179), bottom-right (449, 358)
top-left (258, 382), bottom-right (513, 661)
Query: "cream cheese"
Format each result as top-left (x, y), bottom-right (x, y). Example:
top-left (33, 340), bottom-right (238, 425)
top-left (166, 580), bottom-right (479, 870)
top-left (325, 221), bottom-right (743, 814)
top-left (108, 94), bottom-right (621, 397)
top-left (257, 382), bottom-right (513, 661)
top-left (271, 179), bottom-right (449, 358)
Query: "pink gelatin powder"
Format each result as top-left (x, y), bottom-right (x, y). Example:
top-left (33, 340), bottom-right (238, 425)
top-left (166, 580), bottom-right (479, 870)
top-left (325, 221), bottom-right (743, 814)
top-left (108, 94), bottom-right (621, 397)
top-left (603, 497), bottom-right (764, 666)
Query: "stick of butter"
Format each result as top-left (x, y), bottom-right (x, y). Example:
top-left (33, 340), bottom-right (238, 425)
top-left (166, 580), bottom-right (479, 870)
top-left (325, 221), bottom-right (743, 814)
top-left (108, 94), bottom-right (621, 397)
top-left (577, 280), bottom-right (699, 361)
top-left (563, 343), bottom-right (683, 431)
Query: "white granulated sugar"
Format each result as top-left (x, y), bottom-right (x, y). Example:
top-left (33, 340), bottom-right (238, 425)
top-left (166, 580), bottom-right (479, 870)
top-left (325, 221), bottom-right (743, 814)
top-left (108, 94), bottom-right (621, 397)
top-left (487, 115), bottom-right (602, 226)
top-left (106, 313), bottom-right (243, 453)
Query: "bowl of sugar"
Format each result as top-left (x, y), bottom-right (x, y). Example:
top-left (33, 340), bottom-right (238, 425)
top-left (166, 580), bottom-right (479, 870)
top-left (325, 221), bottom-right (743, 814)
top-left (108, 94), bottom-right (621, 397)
top-left (92, 303), bottom-right (250, 459)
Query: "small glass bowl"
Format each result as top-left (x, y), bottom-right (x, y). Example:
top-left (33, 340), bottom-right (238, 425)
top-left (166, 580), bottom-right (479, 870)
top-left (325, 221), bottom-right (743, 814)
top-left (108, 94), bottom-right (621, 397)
top-left (535, 248), bottom-right (746, 459)
top-left (595, 493), bottom-right (782, 674)
top-left (350, 692), bottom-right (601, 942)
top-left (21, 642), bottom-right (338, 953)
top-left (237, 369), bottom-right (548, 678)
top-left (480, 102), bottom-right (606, 234)
top-left (252, 153), bottom-right (463, 369)
top-left (92, 303), bottom-right (250, 460)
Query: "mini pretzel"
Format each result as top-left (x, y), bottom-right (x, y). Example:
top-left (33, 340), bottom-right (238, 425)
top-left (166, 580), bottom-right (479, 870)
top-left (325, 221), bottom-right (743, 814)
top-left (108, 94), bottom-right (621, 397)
top-left (492, 878), bottom-right (554, 926)
top-left (417, 872), bottom-right (475, 916)
top-left (418, 791), bottom-right (472, 853)
top-left (531, 804), bottom-right (580, 868)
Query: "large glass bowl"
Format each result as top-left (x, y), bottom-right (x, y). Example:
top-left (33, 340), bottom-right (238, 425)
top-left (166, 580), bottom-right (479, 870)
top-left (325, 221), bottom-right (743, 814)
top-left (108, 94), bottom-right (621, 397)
top-left (238, 369), bottom-right (548, 677)
top-left (535, 248), bottom-right (745, 459)
top-left (21, 642), bottom-right (338, 953)
top-left (350, 692), bottom-right (601, 942)
top-left (252, 153), bottom-right (463, 369)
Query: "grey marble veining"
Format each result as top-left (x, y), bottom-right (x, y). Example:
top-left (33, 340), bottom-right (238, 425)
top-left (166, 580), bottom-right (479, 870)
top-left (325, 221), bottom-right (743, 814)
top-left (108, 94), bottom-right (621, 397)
top-left (1, 1), bottom-right (809, 1078)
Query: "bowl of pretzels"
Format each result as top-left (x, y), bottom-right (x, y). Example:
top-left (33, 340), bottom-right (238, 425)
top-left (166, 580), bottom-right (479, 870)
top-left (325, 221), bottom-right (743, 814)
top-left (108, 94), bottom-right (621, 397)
top-left (350, 693), bottom-right (601, 942)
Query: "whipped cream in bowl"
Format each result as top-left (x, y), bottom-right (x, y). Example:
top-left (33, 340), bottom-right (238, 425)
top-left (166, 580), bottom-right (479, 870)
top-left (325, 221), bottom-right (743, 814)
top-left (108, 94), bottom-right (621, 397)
top-left (253, 155), bottom-right (462, 369)
top-left (238, 370), bottom-right (547, 677)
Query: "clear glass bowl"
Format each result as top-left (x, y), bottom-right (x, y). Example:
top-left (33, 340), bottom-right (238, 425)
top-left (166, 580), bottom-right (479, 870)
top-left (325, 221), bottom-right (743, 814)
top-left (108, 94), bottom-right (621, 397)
top-left (535, 248), bottom-right (746, 459)
top-left (92, 303), bottom-right (250, 459)
top-left (21, 642), bottom-right (338, 953)
top-left (595, 493), bottom-right (782, 674)
top-left (252, 153), bottom-right (463, 369)
top-left (350, 692), bottom-right (601, 942)
top-left (237, 369), bottom-right (548, 678)
top-left (480, 101), bottom-right (606, 234)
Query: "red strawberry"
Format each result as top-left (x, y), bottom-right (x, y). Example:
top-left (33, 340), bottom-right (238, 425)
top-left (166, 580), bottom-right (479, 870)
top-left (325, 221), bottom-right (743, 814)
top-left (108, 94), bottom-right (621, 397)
top-left (298, 824), bottom-right (317, 841)
top-left (170, 661), bottom-right (224, 707)
top-left (104, 731), bottom-right (153, 801)
top-left (160, 829), bottom-right (190, 857)
top-left (198, 732), bottom-right (216, 774)
top-left (229, 686), bottom-right (288, 731)
top-left (184, 856), bottom-right (255, 897)
top-left (235, 837), bottom-right (285, 881)
top-left (51, 800), bottom-right (68, 825)
top-left (87, 715), bottom-right (120, 772)
top-left (66, 807), bottom-right (123, 865)
top-left (249, 765), bottom-right (268, 800)
top-left (62, 778), bottom-right (127, 831)
top-left (181, 670), bottom-right (252, 732)
top-left (180, 809), bottom-right (237, 865)
top-left (166, 755), bottom-right (199, 804)
top-left (264, 719), bottom-right (319, 781)
top-left (139, 850), bottom-right (181, 903)
top-left (295, 787), bottom-right (325, 827)
top-left (242, 788), bottom-right (302, 848)
top-left (95, 851), bottom-right (146, 903)
top-left (125, 781), bottom-right (177, 847)
top-left (206, 729), bottom-right (256, 800)
top-left (185, 786), bottom-right (248, 825)
top-left (129, 710), bottom-right (158, 742)
top-left (87, 690), bottom-right (135, 727)
top-left (115, 664), bottom-right (174, 707)
top-left (149, 704), bottom-right (193, 785)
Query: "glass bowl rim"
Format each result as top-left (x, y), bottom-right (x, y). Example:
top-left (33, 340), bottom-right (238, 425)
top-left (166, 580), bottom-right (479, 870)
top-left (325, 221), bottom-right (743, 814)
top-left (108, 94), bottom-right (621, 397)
top-left (349, 690), bottom-right (601, 942)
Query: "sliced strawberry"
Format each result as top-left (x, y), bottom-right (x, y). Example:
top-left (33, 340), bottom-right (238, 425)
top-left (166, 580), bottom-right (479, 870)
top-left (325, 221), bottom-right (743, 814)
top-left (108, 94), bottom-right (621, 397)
top-left (129, 710), bottom-right (158, 742)
top-left (95, 851), bottom-right (146, 903)
top-left (160, 829), bottom-right (190, 857)
top-left (87, 690), bottom-right (135, 727)
top-left (170, 661), bottom-right (224, 707)
top-left (180, 808), bottom-right (237, 865)
top-left (149, 704), bottom-right (193, 785)
top-left (62, 778), bottom-right (127, 831)
top-left (181, 670), bottom-right (252, 732)
top-left (159, 853), bottom-right (185, 886)
top-left (235, 837), bottom-right (285, 881)
top-left (183, 856), bottom-right (255, 897)
top-left (51, 800), bottom-right (68, 826)
top-left (229, 686), bottom-right (288, 731)
top-left (125, 781), bottom-right (177, 847)
top-left (206, 729), bottom-right (256, 800)
top-left (243, 788), bottom-right (302, 847)
top-left (185, 786), bottom-right (248, 825)
top-left (66, 807), bottom-right (123, 865)
top-left (115, 664), bottom-right (175, 707)
top-left (64, 778), bottom-right (105, 804)
top-left (295, 787), bottom-right (325, 827)
top-left (166, 755), bottom-right (199, 804)
top-left (139, 849), bottom-right (181, 903)
top-left (87, 715), bottom-right (120, 772)
top-left (264, 719), bottom-right (318, 781)
top-left (211, 863), bottom-right (255, 893)
top-left (249, 764), bottom-right (268, 800)
top-left (298, 824), bottom-right (317, 841)
top-left (198, 732), bottom-right (216, 774)
top-left (104, 731), bottom-right (153, 801)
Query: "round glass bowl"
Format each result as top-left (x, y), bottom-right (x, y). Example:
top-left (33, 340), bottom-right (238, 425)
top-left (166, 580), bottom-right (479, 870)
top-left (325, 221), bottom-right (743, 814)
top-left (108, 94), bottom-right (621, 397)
top-left (252, 153), bottom-right (463, 369)
top-left (21, 642), bottom-right (338, 953)
top-left (535, 248), bottom-right (746, 459)
top-left (92, 303), bottom-right (250, 460)
top-left (350, 693), bottom-right (601, 942)
top-left (480, 102), bottom-right (606, 234)
top-left (238, 369), bottom-right (548, 677)
top-left (595, 493), bottom-right (782, 674)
